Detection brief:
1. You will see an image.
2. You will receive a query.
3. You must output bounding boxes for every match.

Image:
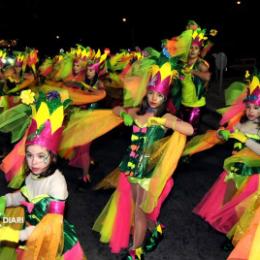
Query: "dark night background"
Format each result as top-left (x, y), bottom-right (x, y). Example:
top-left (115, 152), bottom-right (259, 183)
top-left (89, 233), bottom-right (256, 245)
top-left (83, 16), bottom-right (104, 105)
top-left (1, 0), bottom-right (259, 63)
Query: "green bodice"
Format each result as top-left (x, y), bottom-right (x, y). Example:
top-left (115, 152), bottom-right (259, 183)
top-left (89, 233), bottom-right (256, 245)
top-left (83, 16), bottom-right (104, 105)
top-left (181, 59), bottom-right (207, 107)
top-left (225, 133), bottom-right (260, 187)
top-left (119, 123), bottom-right (166, 179)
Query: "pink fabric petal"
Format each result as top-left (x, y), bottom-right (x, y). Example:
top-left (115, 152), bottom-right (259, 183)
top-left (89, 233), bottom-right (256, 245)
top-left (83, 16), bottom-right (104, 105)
top-left (110, 174), bottom-right (133, 253)
top-left (63, 242), bottom-right (85, 260)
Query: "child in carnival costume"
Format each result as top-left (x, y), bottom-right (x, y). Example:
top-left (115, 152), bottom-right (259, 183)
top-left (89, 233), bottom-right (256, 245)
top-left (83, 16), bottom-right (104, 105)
top-left (61, 48), bottom-right (109, 185)
top-left (0, 49), bottom-right (38, 110)
top-left (4, 49), bottom-right (38, 95)
top-left (163, 20), bottom-right (216, 134)
top-left (61, 46), bottom-right (107, 105)
top-left (224, 75), bottom-right (260, 260)
top-left (92, 62), bottom-right (194, 259)
top-left (183, 73), bottom-right (260, 253)
top-left (180, 25), bottom-right (212, 134)
top-left (84, 48), bottom-right (109, 105)
top-left (39, 45), bottom-right (107, 106)
top-left (0, 90), bottom-right (86, 259)
top-left (63, 45), bottom-right (88, 83)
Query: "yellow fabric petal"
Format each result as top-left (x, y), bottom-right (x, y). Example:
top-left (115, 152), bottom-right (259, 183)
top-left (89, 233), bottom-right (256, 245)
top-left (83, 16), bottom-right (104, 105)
top-left (59, 109), bottom-right (122, 152)
top-left (0, 207), bottom-right (24, 259)
top-left (249, 218), bottom-right (260, 260)
top-left (151, 65), bottom-right (159, 77)
top-left (92, 192), bottom-right (119, 242)
top-left (95, 49), bottom-right (101, 59)
top-left (160, 62), bottom-right (172, 80)
top-left (23, 213), bottom-right (63, 259)
top-left (192, 30), bottom-right (198, 39)
top-left (35, 102), bottom-right (50, 128)
top-left (50, 106), bottom-right (64, 133)
top-left (249, 76), bottom-right (260, 94)
top-left (99, 53), bottom-right (108, 64)
top-left (141, 131), bottom-right (186, 213)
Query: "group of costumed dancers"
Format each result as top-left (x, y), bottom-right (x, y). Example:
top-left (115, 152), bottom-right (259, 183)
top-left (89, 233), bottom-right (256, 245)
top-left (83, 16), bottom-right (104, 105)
top-left (0, 19), bottom-right (259, 260)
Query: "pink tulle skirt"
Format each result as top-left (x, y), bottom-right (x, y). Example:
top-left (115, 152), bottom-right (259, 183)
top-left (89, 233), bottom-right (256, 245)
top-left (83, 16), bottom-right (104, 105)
top-left (193, 171), bottom-right (259, 234)
top-left (93, 174), bottom-right (175, 253)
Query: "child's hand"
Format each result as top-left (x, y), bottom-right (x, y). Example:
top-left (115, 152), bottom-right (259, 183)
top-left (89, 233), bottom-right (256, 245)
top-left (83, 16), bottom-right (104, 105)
top-left (217, 129), bottom-right (230, 141)
top-left (120, 111), bottom-right (134, 126)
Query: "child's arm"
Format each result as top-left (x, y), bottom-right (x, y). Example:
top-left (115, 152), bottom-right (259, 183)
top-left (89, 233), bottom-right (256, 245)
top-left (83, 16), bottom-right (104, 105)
top-left (229, 129), bottom-right (260, 155)
top-left (112, 106), bottom-right (136, 126)
top-left (245, 139), bottom-right (260, 155)
top-left (5, 191), bottom-right (24, 207)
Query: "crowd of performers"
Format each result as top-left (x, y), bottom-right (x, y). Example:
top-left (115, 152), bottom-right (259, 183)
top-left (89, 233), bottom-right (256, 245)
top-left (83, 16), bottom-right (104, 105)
top-left (0, 19), bottom-right (259, 260)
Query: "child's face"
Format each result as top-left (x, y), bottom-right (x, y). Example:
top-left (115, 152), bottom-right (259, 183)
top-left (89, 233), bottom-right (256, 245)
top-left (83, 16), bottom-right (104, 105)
top-left (86, 66), bottom-right (96, 80)
top-left (245, 103), bottom-right (260, 121)
top-left (73, 61), bottom-right (84, 74)
top-left (189, 44), bottom-right (200, 59)
top-left (26, 145), bottom-right (51, 175)
top-left (147, 90), bottom-right (165, 109)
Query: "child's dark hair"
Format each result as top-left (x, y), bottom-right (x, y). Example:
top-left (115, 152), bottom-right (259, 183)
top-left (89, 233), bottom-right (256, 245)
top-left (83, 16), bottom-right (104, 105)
top-left (137, 96), bottom-right (167, 117)
top-left (240, 113), bottom-right (248, 124)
